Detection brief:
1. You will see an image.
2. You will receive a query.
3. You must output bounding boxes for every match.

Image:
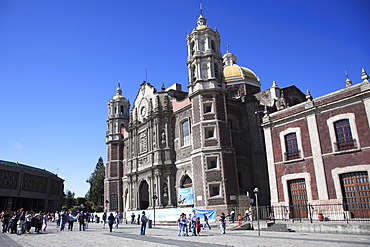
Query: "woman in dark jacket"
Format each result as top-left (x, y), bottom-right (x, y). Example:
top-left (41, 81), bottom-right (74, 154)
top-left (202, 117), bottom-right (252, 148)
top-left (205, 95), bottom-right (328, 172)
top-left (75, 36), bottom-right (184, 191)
top-left (108, 213), bottom-right (115, 232)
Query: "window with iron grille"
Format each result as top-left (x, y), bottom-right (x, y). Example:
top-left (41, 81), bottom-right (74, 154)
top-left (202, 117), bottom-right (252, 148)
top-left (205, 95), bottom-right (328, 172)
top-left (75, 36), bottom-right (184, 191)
top-left (285, 133), bottom-right (300, 160)
top-left (334, 119), bottom-right (355, 151)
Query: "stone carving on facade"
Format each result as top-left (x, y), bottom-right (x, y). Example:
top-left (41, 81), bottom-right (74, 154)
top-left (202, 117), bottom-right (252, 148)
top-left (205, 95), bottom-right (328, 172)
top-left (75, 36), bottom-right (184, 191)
top-left (139, 131), bottom-right (148, 153)
top-left (153, 131), bottom-right (156, 148)
top-left (138, 157), bottom-right (148, 165)
top-left (0, 169), bottom-right (19, 189)
top-left (161, 130), bottom-right (166, 146)
top-left (50, 179), bottom-right (61, 195)
top-left (22, 173), bottom-right (47, 193)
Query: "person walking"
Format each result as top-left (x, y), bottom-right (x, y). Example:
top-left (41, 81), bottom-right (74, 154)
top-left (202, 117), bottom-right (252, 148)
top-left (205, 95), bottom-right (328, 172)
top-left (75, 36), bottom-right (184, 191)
top-left (140, 211), bottom-right (148, 235)
top-left (230, 208), bottom-right (235, 223)
top-left (102, 212), bottom-right (107, 228)
top-left (203, 214), bottom-right (211, 230)
top-left (131, 213), bottom-right (135, 224)
top-left (219, 213), bottom-right (226, 234)
top-left (114, 211), bottom-right (120, 228)
top-left (108, 213), bottom-right (115, 232)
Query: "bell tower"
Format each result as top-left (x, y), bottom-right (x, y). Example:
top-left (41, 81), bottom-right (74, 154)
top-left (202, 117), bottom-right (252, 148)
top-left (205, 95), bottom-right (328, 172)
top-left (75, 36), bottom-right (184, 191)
top-left (105, 83), bottom-right (130, 213)
top-left (186, 10), bottom-right (239, 210)
top-left (186, 9), bottom-right (225, 95)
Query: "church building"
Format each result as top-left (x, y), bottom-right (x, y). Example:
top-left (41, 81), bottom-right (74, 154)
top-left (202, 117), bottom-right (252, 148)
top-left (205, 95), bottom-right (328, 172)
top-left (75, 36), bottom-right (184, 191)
top-left (104, 11), bottom-right (306, 214)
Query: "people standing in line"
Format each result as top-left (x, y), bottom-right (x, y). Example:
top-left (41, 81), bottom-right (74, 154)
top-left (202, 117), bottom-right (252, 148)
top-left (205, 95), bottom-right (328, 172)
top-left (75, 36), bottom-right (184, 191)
top-left (140, 211), bottom-right (148, 235)
top-left (10, 211), bottom-right (18, 234)
top-left (196, 217), bottom-right (201, 235)
top-left (203, 214), bottom-right (211, 230)
top-left (42, 212), bottom-right (48, 231)
top-left (108, 213), bottom-right (115, 232)
top-left (177, 214), bottom-right (184, 236)
top-left (191, 213), bottom-right (197, 236)
top-left (91, 214), bottom-right (94, 223)
top-left (19, 208), bottom-right (26, 234)
top-left (25, 211), bottom-right (33, 234)
top-left (230, 208), bottom-right (235, 223)
top-left (35, 212), bottom-right (43, 234)
top-left (102, 212), bottom-right (107, 228)
top-left (78, 211), bottom-right (86, 231)
top-left (115, 211), bottom-right (120, 228)
top-left (219, 213), bottom-right (226, 234)
top-left (68, 211), bottom-right (75, 231)
top-left (131, 213), bottom-right (135, 224)
top-left (1, 210), bottom-right (10, 233)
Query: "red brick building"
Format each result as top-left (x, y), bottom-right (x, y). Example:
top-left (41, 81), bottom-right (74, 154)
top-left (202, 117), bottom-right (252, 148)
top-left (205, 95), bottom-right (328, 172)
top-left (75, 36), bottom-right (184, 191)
top-left (262, 70), bottom-right (370, 219)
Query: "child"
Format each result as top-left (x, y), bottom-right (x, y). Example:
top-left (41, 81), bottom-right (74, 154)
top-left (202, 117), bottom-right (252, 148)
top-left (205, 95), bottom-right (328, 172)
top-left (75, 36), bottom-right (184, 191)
top-left (17, 220), bottom-right (23, 235)
top-left (237, 214), bottom-right (243, 226)
top-left (196, 217), bottom-right (201, 235)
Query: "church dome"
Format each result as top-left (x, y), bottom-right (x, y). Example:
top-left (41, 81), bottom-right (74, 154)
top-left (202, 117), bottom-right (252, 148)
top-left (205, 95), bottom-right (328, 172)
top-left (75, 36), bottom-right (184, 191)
top-left (223, 65), bottom-right (259, 82)
top-left (112, 85), bottom-right (127, 100)
top-left (113, 94), bottom-right (126, 100)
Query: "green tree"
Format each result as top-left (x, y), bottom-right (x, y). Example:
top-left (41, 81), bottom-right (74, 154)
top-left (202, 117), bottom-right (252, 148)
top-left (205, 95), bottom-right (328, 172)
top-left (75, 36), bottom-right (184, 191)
top-left (86, 157), bottom-right (105, 208)
top-left (63, 190), bottom-right (76, 210)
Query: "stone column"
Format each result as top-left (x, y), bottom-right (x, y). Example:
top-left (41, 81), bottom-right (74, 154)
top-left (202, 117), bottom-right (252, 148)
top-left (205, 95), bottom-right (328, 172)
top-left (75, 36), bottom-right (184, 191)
top-left (167, 172), bottom-right (173, 207)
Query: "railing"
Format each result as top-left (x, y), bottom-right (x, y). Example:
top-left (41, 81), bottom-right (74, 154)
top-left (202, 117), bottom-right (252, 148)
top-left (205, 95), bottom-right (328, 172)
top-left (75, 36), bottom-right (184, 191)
top-left (334, 138), bottom-right (357, 152)
top-left (249, 203), bottom-right (370, 223)
top-left (284, 150), bottom-right (301, 161)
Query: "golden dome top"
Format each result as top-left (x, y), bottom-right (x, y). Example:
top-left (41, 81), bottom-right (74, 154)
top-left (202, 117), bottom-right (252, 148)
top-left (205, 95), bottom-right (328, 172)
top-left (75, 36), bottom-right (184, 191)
top-left (112, 84), bottom-right (126, 100)
top-left (196, 25), bottom-right (208, 30)
top-left (113, 94), bottom-right (126, 100)
top-left (223, 65), bottom-right (259, 81)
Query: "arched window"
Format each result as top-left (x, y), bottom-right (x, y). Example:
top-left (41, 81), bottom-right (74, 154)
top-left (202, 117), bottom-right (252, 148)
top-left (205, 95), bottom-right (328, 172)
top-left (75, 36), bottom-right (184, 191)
top-left (181, 119), bottom-right (190, 146)
top-left (211, 40), bottom-right (216, 51)
top-left (181, 175), bottom-right (192, 188)
top-left (214, 63), bottom-right (219, 78)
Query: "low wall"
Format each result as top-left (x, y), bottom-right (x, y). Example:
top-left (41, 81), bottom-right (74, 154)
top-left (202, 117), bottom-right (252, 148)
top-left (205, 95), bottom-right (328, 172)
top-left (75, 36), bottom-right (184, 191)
top-left (286, 222), bottom-right (370, 235)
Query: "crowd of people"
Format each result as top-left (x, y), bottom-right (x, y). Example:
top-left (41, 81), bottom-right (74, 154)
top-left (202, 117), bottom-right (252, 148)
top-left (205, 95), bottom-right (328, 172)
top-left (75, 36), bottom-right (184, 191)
top-left (1, 207), bottom-right (249, 237)
top-left (1, 208), bottom-right (50, 235)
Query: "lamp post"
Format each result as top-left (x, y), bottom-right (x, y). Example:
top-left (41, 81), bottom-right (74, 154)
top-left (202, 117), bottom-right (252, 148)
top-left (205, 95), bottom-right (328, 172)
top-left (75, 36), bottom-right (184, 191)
top-left (152, 194), bottom-right (158, 227)
top-left (253, 187), bottom-right (260, 236)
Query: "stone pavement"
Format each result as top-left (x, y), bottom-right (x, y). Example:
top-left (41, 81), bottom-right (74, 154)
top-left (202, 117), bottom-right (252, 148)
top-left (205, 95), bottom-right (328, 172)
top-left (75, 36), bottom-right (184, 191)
top-left (1, 221), bottom-right (370, 247)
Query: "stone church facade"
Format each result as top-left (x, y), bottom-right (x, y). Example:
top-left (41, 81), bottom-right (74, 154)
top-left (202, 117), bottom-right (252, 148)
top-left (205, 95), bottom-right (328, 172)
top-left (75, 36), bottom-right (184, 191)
top-left (104, 12), bottom-right (306, 214)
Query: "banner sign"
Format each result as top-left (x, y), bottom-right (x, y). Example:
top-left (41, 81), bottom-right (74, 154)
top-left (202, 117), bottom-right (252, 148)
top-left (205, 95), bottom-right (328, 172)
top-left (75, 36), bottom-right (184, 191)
top-left (125, 208), bottom-right (216, 223)
top-left (177, 187), bottom-right (194, 206)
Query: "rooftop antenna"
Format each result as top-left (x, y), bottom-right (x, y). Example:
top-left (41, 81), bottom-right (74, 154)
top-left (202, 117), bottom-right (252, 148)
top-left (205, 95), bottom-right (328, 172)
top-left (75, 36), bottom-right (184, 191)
top-left (118, 78), bottom-right (121, 88)
top-left (226, 39), bottom-right (230, 53)
top-left (345, 70), bottom-right (348, 79)
top-left (200, 2), bottom-right (203, 15)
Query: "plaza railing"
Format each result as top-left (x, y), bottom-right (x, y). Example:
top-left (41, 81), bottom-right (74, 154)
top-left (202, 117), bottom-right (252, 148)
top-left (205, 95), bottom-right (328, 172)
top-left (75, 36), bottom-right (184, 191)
top-left (249, 203), bottom-right (370, 223)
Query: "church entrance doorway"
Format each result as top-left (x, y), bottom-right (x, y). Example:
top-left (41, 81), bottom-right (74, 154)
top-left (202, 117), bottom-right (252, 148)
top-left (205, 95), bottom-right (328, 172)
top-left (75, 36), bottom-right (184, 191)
top-left (139, 180), bottom-right (149, 209)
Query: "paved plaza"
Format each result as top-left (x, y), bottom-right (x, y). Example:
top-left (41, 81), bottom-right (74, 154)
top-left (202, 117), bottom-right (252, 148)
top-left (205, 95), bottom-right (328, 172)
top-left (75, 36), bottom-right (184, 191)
top-left (1, 221), bottom-right (370, 247)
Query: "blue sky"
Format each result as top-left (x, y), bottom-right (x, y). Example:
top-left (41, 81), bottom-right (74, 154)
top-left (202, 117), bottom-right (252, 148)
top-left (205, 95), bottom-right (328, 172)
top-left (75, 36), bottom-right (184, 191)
top-left (0, 0), bottom-right (369, 197)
